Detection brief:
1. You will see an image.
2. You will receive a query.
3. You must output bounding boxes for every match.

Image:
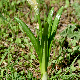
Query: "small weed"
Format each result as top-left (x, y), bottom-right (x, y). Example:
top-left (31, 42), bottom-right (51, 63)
top-left (71, 2), bottom-right (80, 21)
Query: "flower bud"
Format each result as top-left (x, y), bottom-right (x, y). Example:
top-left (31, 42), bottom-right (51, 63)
top-left (27, 0), bottom-right (39, 15)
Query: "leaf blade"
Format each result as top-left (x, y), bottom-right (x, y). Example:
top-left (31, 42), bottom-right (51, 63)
top-left (14, 17), bottom-right (39, 54)
top-left (47, 7), bottom-right (54, 26)
top-left (51, 6), bottom-right (64, 35)
top-left (49, 6), bottom-right (64, 56)
top-left (47, 7), bottom-right (54, 38)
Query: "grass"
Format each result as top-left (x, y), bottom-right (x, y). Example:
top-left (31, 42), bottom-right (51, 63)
top-left (0, 0), bottom-right (80, 80)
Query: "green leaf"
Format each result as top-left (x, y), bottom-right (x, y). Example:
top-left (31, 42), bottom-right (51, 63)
top-left (0, 1), bottom-right (2, 8)
top-left (77, 60), bottom-right (80, 67)
top-left (48, 6), bottom-right (64, 56)
top-left (47, 7), bottom-right (54, 38)
top-left (47, 7), bottom-right (54, 26)
top-left (56, 69), bottom-right (62, 74)
top-left (51, 6), bottom-right (64, 35)
top-left (14, 17), bottom-right (40, 54)
top-left (71, 55), bottom-right (79, 66)
top-left (71, 65), bottom-right (76, 71)
top-left (0, 69), bottom-right (4, 77)
top-left (31, 54), bottom-right (36, 59)
top-left (59, 56), bottom-right (63, 60)
top-left (65, 0), bottom-right (69, 8)
top-left (67, 49), bottom-right (72, 52)
top-left (15, 38), bottom-right (21, 44)
top-left (19, 62), bottom-right (23, 66)
top-left (41, 22), bottom-right (48, 74)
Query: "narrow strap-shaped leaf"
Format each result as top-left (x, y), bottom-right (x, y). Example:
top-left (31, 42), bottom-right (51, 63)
top-left (49, 6), bottom-right (64, 56)
top-left (47, 7), bottom-right (54, 26)
top-left (41, 22), bottom-right (48, 75)
top-left (14, 17), bottom-right (39, 54)
top-left (47, 7), bottom-right (54, 38)
top-left (51, 6), bottom-right (64, 35)
top-left (37, 14), bottom-right (42, 40)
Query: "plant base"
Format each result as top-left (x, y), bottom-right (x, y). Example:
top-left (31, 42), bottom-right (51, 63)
top-left (42, 72), bottom-right (47, 80)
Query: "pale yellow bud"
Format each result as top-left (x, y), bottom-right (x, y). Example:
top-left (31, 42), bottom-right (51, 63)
top-left (27, 0), bottom-right (39, 15)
